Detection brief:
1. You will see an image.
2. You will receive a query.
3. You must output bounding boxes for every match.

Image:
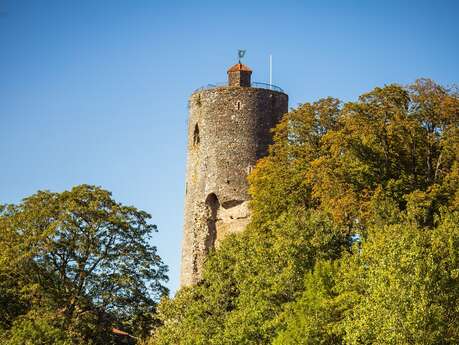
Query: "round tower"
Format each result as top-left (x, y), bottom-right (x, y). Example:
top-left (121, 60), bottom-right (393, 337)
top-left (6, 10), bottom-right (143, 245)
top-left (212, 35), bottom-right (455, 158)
top-left (180, 62), bottom-right (288, 286)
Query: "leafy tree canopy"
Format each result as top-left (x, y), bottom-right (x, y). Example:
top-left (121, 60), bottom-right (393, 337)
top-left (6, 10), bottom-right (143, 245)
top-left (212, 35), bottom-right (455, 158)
top-left (0, 185), bottom-right (168, 344)
top-left (150, 79), bottom-right (458, 345)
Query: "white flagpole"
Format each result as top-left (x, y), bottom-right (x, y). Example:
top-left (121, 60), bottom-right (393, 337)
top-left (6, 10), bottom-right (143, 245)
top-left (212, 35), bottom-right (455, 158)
top-left (269, 54), bottom-right (272, 89)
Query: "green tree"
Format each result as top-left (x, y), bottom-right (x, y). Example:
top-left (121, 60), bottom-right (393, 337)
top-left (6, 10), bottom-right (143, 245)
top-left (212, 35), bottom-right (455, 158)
top-left (0, 185), bottom-right (168, 344)
top-left (150, 79), bottom-right (458, 345)
top-left (271, 210), bottom-right (459, 345)
top-left (339, 211), bottom-right (459, 344)
top-left (4, 311), bottom-right (72, 345)
top-left (272, 260), bottom-right (343, 345)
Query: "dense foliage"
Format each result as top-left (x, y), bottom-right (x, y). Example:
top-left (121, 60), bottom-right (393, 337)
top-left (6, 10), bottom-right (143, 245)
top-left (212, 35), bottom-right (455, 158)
top-left (150, 79), bottom-right (459, 345)
top-left (0, 185), bottom-right (168, 344)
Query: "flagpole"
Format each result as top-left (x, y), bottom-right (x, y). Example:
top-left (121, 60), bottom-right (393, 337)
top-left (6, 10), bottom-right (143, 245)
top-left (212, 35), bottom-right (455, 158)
top-left (269, 54), bottom-right (272, 89)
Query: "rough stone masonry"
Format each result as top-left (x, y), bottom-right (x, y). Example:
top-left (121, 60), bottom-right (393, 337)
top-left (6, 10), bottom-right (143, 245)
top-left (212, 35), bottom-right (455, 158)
top-left (180, 62), bottom-right (288, 286)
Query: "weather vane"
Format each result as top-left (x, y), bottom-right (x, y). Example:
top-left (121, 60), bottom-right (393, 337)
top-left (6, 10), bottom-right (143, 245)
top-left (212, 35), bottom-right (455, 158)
top-left (238, 49), bottom-right (246, 63)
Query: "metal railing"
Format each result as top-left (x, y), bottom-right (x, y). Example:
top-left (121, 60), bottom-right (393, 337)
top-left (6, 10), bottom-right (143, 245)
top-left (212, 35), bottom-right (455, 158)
top-left (193, 82), bottom-right (284, 93)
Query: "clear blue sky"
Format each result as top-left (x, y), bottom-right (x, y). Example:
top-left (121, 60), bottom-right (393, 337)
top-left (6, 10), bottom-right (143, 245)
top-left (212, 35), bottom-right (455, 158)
top-left (1, 0), bottom-right (458, 294)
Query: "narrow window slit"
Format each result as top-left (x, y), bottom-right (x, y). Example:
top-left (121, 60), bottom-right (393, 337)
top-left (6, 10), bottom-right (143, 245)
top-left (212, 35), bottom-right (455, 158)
top-left (193, 124), bottom-right (200, 145)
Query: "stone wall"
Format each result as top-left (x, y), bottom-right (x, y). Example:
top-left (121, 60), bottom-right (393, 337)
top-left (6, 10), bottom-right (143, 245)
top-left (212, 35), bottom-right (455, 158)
top-left (180, 86), bottom-right (288, 286)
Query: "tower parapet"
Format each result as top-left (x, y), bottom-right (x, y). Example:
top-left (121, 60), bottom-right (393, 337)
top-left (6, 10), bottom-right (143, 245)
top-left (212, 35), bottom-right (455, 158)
top-left (180, 62), bottom-right (288, 286)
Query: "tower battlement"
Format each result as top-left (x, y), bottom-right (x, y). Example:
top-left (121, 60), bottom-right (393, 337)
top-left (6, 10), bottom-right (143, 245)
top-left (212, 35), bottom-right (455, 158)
top-left (180, 62), bottom-right (288, 286)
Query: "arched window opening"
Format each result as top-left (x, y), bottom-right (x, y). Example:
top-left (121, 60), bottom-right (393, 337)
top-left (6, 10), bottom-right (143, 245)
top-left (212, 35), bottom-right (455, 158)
top-left (205, 193), bottom-right (219, 251)
top-left (193, 124), bottom-right (200, 145)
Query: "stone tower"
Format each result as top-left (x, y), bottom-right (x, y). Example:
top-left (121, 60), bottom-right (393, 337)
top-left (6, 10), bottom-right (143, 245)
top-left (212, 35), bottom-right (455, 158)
top-left (180, 62), bottom-right (288, 286)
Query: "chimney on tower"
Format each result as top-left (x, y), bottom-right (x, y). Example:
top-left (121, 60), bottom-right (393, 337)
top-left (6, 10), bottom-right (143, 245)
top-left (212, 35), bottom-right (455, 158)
top-left (227, 63), bottom-right (252, 87)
